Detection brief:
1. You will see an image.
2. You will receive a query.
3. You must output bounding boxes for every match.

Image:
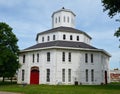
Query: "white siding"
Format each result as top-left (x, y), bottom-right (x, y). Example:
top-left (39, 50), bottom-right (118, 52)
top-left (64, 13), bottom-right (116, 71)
top-left (18, 49), bottom-right (110, 85)
top-left (37, 31), bottom-right (91, 44)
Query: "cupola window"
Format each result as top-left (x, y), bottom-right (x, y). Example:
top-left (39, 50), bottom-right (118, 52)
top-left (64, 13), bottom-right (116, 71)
top-left (59, 16), bottom-right (60, 22)
top-left (67, 17), bottom-right (69, 23)
top-left (70, 35), bottom-right (73, 40)
top-left (53, 35), bottom-right (55, 40)
top-left (77, 36), bottom-right (79, 41)
top-left (42, 37), bottom-right (44, 42)
top-left (63, 34), bottom-right (66, 40)
top-left (47, 36), bottom-right (50, 41)
top-left (55, 17), bottom-right (57, 23)
top-left (64, 16), bottom-right (66, 22)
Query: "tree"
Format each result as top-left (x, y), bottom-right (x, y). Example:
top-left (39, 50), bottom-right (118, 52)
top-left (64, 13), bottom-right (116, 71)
top-left (0, 22), bottom-right (19, 82)
top-left (102, 0), bottom-right (120, 46)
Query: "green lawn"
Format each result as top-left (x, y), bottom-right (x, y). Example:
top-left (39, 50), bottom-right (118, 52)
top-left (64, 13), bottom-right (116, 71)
top-left (0, 83), bottom-right (120, 94)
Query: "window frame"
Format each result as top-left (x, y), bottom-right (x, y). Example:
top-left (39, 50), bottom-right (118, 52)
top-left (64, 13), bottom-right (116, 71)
top-left (55, 17), bottom-right (57, 23)
top-left (42, 37), bottom-right (44, 42)
top-left (68, 52), bottom-right (71, 62)
top-left (32, 54), bottom-right (35, 63)
top-left (67, 16), bottom-right (69, 23)
top-left (46, 69), bottom-right (50, 82)
top-left (23, 55), bottom-right (25, 63)
top-left (91, 69), bottom-right (94, 82)
top-left (37, 53), bottom-right (39, 62)
top-left (63, 34), bottom-right (66, 40)
top-left (59, 16), bottom-right (60, 22)
top-left (22, 69), bottom-right (25, 81)
top-left (62, 52), bottom-right (65, 62)
top-left (47, 52), bottom-right (50, 62)
top-left (70, 35), bottom-right (73, 40)
top-left (47, 36), bottom-right (50, 41)
top-left (86, 69), bottom-right (88, 82)
top-left (77, 36), bottom-right (79, 41)
top-left (62, 69), bottom-right (65, 82)
top-left (53, 35), bottom-right (55, 40)
top-left (64, 16), bottom-right (66, 22)
top-left (68, 69), bottom-right (71, 82)
top-left (85, 53), bottom-right (88, 63)
top-left (91, 54), bottom-right (93, 63)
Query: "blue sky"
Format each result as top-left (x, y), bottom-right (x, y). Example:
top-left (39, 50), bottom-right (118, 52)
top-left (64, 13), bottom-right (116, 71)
top-left (0, 0), bottom-right (120, 69)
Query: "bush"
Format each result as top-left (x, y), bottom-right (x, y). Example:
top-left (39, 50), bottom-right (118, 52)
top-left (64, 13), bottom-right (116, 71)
top-left (0, 81), bottom-right (17, 85)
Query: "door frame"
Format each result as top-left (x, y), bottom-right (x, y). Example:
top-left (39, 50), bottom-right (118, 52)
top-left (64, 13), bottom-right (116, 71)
top-left (105, 71), bottom-right (107, 84)
top-left (30, 66), bottom-right (39, 84)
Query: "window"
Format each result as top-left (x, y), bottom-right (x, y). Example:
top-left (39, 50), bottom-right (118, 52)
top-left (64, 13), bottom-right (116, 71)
top-left (71, 18), bottom-right (73, 24)
top-left (91, 54), bottom-right (93, 63)
top-left (62, 52), bottom-right (65, 62)
top-left (55, 17), bottom-right (57, 23)
top-left (22, 69), bottom-right (25, 81)
top-left (68, 69), bottom-right (71, 82)
top-left (86, 69), bottom-right (88, 82)
top-left (23, 55), bottom-right (25, 63)
top-left (91, 69), bottom-right (94, 82)
top-left (63, 34), bottom-right (66, 40)
top-left (47, 36), bottom-right (50, 41)
top-left (59, 16), bottom-right (60, 22)
top-left (42, 37), bottom-right (44, 42)
top-left (64, 16), bottom-right (66, 22)
top-left (47, 52), bottom-right (50, 62)
top-left (33, 54), bottom-right (35, 63)
top-left (53, 35), bottom-right (55, 40)
top-left (68, 52), bottom-right (71, 62)
top-left (67, 17), bottom-right (69, 23)
top-left (37, 53), bottom-right (39, 62)
top-left (77, 36), bottom-right (79, 41)
top-left (71, 18), bottom-right (74, 24)
top-left (62, 69), bottom-right (65, 82)
top-left (46, 69), bottom-right (50, 82)
top-left (70, 35), bottom-right (73, 40)
top-left (85, 53), bottom-right (88, 63)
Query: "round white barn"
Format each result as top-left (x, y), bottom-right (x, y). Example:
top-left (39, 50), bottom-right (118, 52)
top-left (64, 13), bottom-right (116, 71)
top-left (17, 8), bottom-right (111, 85)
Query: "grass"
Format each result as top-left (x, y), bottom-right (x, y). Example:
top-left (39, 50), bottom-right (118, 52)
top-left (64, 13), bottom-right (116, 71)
top-left (0, 83), bottom-right (120, 94)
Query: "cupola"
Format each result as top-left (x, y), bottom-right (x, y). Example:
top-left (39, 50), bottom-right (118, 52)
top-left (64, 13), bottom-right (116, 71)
top-left (52, 7), bottom-right (76, 28)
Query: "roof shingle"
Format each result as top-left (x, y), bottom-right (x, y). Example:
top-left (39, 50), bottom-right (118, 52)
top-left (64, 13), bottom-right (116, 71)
top-left (24, 40), bottom-right (97, 50)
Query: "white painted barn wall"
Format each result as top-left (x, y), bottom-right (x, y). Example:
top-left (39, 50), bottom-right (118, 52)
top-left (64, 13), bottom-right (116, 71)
top-left (37, 32), bottom-right (91, 45)
top-left (17, 49), bottom-right (110, 85)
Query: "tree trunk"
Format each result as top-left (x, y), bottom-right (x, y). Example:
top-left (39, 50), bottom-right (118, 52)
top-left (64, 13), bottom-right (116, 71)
top-left (10, 77), bottom-right (12, 83)
top-left (2, 77), bottom-right (5, 82)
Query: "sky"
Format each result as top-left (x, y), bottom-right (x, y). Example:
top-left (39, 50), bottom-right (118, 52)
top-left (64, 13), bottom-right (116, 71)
top-left (0, 0), bottom-right (120, 69)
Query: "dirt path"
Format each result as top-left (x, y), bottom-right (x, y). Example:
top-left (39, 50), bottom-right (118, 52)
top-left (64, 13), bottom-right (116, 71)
top-left (0, 92), bottom-right (22, 94)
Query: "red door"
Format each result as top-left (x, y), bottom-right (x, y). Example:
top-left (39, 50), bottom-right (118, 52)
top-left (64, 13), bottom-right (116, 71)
top-left (30, 70), bottom-right (39, 84)
top-left (105, 71), bottom-right (107, 84)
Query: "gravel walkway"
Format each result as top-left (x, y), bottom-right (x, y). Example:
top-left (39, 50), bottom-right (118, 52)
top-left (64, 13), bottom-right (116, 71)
top-left (0, 92), bottom-right (22, 94)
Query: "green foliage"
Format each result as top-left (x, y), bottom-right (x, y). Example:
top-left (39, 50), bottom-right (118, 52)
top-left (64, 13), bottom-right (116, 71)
top-left (0, 84), bottom-right (120, 94)
top-left (0, 81), bottom-right (17, 85)
top-left (114, 27), bottom-right (120, 38)
top-left (102, 0), bottom-right (120, 17)
top-left (0, 22), bottom-right (19, 81)
top-left (102, 0), bottom-right (120, 46)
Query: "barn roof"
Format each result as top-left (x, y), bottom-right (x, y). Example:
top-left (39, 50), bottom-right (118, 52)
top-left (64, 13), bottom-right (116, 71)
top-left (21, 40), bottom-right (111, 57)
top-left (25, 40), bottom-right (97, 50)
